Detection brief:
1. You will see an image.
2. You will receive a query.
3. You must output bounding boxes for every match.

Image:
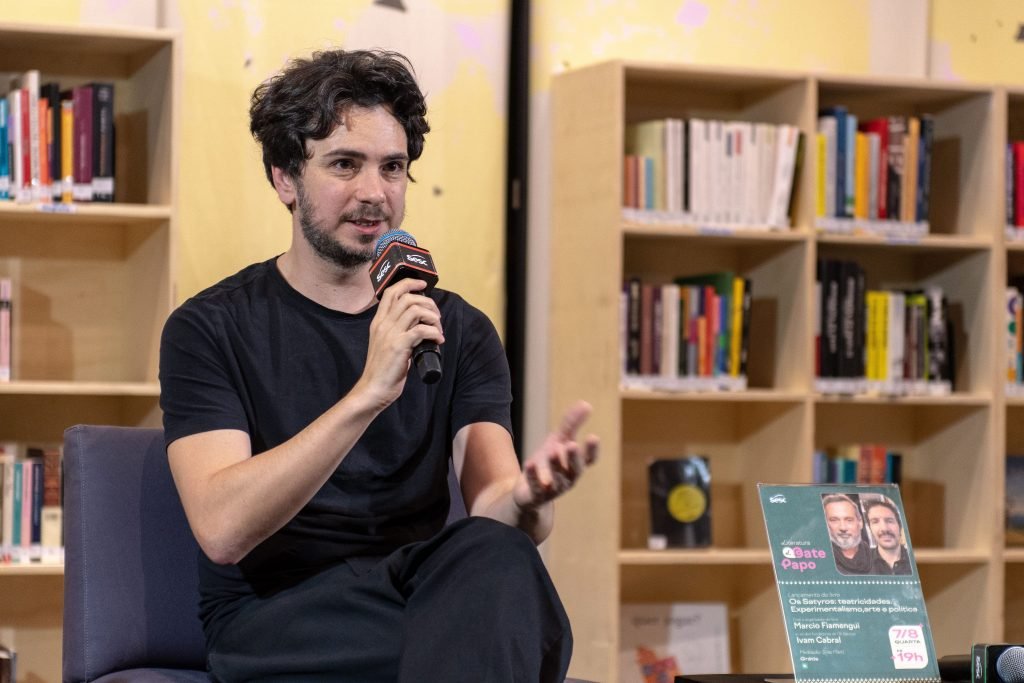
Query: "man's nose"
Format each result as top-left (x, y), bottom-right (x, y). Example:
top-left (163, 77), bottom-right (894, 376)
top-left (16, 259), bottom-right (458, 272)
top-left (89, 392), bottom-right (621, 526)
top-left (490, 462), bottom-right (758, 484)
top-left (356, 171), bottom-right (385, 204)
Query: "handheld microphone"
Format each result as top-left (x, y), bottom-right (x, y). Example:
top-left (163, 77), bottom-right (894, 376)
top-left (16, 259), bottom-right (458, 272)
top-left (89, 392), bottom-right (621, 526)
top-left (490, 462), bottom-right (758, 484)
top-left (369, 230), bottom-right (442, 384)
top-left (939, 645), bottom-right (1024, 682)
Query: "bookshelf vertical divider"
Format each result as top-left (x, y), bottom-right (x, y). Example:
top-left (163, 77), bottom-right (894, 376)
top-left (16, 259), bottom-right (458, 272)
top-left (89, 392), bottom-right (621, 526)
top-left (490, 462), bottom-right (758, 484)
top-left (0, 22), bottom-right (179, 682)
top-left (548, 61), bottom-right (1012, 683)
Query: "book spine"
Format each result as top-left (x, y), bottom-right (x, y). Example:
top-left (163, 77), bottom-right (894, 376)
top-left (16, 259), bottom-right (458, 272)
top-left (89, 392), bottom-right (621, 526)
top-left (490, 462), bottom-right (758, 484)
top-left (730, 277), bottom-right (744, 376)
top-left (1008, 288), bottom-right (1019, 383)
top-left (917, 114), bottom-right (934, 222)
top-left (626, 278), bottom-right (641, 375)
top-left (854, 132), bottom-right (868, 219)
top-left (11, 461), bottom-right (22, 548)
top-left (887, 116), bottom-right (907, 221)
top-left (1009, 144), bottom-right (1017, 227)
top-left (0, 278), bottom-right (10, 382)
top-left (41, 83), bottom-right (61, 201)
top-left (815, 132), bottom-right (826, 218)
top-left (6, 91), bottom-right (21, 200)
top-left (90, 83), bottom-right (115, 201)
top-left (1015, 143), bottom-right (1024, 229)
top-left (19, 90), bottom-right (29, 199)
top-left (0, 453), bottom-right (13, 557)
top-left (0, 99), bottom-right (8, 200)
top-left (60, 100), bottom-right (74, 204)
top-left (30, 459), bottom-right (42, 547)
top-left (72, 85), bottom-right (93, 201)
top-left (739, 278), bottom-right (752, 377)
top-left (22, 71), bottom-right (42, 201)
top-left (844, 114), bottom-right (857, 218)
top-left (831, 108), bottom-right (847, 217)
top-left (902, 117), bottom-right (920, 223)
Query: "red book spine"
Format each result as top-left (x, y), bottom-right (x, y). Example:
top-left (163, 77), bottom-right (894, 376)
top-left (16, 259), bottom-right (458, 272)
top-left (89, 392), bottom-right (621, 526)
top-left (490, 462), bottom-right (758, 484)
top-left (1015, 142), bottom-right (1024, 228)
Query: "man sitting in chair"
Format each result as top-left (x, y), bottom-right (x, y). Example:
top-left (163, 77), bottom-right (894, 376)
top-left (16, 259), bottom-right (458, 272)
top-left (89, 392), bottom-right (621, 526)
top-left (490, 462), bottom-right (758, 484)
top-left (159, 48), bottom-right (598, 682)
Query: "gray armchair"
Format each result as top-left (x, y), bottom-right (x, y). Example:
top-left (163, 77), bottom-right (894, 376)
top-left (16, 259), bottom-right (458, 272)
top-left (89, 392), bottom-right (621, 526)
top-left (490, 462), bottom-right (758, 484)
top-left (62, 425), bottom-right (591, 683)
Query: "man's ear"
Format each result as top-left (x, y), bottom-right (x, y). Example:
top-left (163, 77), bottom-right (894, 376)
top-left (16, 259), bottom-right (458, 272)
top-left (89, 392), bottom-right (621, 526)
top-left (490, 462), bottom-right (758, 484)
top-left (271, 166), bottom-right (297, 210)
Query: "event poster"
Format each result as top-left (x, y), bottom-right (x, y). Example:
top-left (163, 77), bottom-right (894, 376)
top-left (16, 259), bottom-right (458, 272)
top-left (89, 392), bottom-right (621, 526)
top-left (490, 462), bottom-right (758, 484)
top-left (758, 484), bottom-right (940, 683)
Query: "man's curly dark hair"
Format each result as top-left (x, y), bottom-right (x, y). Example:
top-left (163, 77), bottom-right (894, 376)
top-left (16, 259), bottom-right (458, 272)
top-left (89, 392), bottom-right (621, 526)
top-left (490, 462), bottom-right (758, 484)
top-left (249, 49), bottom-right (430, 186)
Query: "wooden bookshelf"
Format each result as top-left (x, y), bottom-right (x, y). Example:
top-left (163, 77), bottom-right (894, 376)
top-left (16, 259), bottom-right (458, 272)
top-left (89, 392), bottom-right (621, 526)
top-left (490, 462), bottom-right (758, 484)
top-left (547, 60), bottom-right (1014, 682)
top-left (0, 22), bottom-right (179, 682)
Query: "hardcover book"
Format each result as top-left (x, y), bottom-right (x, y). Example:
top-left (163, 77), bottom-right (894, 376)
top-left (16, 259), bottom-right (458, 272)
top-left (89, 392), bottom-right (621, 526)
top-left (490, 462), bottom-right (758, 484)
top-left (619, 602), bottom-right (729, 682)
top-left (758, 484), bottom-right (938, 683)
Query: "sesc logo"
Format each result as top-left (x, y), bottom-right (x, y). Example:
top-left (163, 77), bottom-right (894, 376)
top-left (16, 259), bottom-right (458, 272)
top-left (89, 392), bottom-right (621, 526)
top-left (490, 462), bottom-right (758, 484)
top-left (769, 494), bottom-right (787, 504)
top-left (406, 254), bottom-right (428, 267)
top-left (375, 260), bottom-right (391, 282)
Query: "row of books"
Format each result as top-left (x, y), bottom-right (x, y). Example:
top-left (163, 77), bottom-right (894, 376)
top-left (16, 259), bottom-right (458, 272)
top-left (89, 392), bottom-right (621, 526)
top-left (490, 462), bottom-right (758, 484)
top-left (623, 117), bottom-right (802, 229)
top-left (815, 258), bottom-right (955, 396)
top-left (815, 109), bottom-right (933, 227)
top-left (812, 445), bottom-right (903, 485)
top-left (621, 272), bottom-right (752, 392)
top-left (1, 69), bottom-right (115, 203)
top-left (0, 443), bottom-right (63, 564)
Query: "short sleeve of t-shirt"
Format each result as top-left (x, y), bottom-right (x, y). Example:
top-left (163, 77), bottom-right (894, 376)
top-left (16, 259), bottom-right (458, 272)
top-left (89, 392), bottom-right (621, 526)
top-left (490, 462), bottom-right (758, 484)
top-left (160, 300), bottom-right (250, 446)
top-left (448, 301), bottom-right (513, 440)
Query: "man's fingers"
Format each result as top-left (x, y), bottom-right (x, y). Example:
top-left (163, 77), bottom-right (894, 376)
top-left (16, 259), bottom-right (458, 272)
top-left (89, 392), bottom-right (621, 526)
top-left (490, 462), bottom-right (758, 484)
top-left (583, 434), bottom-right (599, 466)
top-left (556, 400), bottom-right (592, 439)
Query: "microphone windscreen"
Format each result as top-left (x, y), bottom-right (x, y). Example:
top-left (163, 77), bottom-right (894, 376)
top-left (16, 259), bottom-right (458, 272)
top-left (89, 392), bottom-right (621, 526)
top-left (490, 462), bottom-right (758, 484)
top-left (374, 229), bottom-right (417, 259)
top-left (997, 646), bottom-right (1024, 683)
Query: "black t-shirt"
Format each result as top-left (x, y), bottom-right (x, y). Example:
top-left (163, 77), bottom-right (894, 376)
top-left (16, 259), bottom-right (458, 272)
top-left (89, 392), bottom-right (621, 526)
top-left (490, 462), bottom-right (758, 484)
top-left (159, 257), bottom-right (512, 636)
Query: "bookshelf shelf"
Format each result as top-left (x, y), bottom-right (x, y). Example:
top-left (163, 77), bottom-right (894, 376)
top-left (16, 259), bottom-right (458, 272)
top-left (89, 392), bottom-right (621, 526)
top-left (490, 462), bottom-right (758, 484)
top-left (548, 60), bottom-right (1011, 682)
top-left (622, 220), bottom-right (810, 244)
top-left (816, 233), bottom-right (993, 252)
top-left (0, 22), bottom-right (178, 682)
top-left (0, 563), bottom-right (63, 577)
top-left (813, 392), bottom-right (992, 406)
top-left (0, 202), bottom-right (173, 226)
top-left (618, 548), bottom-right (771, 565)
top-left (0, 380), bottom-right (160, 396)
top-left (621, 387), bottom-right (807, 403)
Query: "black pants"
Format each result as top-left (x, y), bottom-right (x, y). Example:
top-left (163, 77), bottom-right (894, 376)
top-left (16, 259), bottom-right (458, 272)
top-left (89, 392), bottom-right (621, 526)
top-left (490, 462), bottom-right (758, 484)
top-left (207, 517), bottom-right (573, 682)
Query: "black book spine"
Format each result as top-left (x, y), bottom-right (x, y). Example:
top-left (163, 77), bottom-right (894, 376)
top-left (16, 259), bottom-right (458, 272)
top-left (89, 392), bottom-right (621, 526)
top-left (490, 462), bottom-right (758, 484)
top-left (90, 82), bottom-right (114, 202)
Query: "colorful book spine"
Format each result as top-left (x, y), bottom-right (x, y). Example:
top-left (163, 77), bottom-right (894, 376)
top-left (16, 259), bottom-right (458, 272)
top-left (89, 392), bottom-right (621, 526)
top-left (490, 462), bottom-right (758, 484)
top-left (0, 99), bottom-right (8, 200)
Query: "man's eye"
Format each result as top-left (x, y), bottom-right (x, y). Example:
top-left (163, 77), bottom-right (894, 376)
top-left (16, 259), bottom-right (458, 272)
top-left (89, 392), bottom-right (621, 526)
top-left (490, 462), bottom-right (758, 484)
top-left (383, 161), bottom-right (407, 176)
top-left (333, 159), bottom-right (357, 171)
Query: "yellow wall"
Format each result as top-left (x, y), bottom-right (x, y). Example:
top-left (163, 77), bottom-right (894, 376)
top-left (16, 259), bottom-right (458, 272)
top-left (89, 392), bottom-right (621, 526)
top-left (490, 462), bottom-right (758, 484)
top-left (0, 0), bottom-right (511, 330)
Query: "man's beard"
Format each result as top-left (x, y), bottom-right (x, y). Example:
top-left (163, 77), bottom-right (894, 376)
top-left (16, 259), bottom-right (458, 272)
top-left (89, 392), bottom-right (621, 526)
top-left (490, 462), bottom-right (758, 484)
top-left (296, 182), bottom-right (379, 269)
top-left (830, 531), bottom-right (860, 550)
top-left (874, 531), bottom-right (899, 549)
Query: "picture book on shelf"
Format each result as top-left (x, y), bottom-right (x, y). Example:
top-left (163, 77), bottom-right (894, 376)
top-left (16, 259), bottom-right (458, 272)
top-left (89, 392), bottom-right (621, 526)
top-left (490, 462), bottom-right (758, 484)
top-left (619, 602), bottom-right (729, 682)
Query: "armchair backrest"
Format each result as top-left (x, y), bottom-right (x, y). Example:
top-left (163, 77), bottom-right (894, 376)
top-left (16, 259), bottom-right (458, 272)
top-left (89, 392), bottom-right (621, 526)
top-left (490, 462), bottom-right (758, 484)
top-left (62, 425), bottom-right (207, 681)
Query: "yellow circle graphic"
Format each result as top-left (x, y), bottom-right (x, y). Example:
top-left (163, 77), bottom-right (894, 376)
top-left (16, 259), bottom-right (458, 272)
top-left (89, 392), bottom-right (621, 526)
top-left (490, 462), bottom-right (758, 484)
top-left (667, 484), bottom-right (707, 523)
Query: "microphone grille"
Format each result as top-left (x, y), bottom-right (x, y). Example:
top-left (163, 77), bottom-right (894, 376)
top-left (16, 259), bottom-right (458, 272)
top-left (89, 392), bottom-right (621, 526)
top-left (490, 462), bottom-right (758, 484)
top-left (997, 646), bottom-right (1024, 683)
top-left (374, 230), bottom-right (417, 259)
